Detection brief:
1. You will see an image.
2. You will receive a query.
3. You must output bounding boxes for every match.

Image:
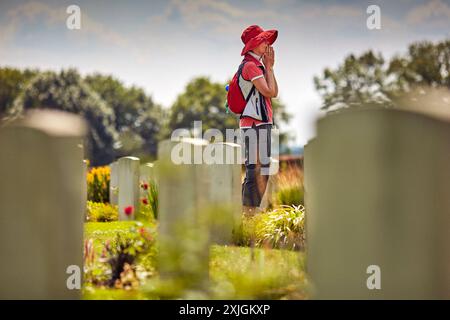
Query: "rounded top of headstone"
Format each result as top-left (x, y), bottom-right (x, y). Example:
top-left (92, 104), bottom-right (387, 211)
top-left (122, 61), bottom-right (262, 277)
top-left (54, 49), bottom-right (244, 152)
top-left (120, 156), bottom-right (140, 161)
top-left (8, 109), bottom-right (87, 137)
top-left (213, 142), bottom-right (241, 148)
top-left (178, 137), bottom-right (209, 146)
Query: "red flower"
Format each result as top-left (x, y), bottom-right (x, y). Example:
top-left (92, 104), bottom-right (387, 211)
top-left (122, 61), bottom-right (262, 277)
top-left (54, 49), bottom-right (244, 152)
top-left (124, 205), bottom-right (134, 216)
top-left (141, 183), bottom-right (149, 190)
top-left (142, 198), bottom-right (148, 205)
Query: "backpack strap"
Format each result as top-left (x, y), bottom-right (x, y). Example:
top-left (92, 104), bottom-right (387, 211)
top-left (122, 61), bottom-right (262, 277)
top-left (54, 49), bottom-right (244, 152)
top-left (237, 61), bottom-right (256, 103)
top-left (240, 63), bottom-right (269, 122)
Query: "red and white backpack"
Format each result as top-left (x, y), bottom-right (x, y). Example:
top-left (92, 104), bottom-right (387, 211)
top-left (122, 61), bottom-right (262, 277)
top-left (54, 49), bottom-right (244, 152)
top-left (226, 60), bottom-right (269, 122)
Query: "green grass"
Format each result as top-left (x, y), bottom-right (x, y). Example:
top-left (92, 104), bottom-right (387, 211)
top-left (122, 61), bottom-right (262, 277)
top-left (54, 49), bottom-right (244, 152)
top-left (85, 221), bottom-right (142, 241)
top-left (208, 245), bottom-right (308, 299)
top-left (83, 221), bottom-right (309, 300)
top-left (84, 221), bottom-right (145, 253)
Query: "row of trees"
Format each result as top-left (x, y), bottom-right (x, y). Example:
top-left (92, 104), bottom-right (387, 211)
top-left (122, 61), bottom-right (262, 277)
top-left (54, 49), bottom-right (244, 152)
top-left (0, 67), bottom-right (290, 165)
top-left (314, 40), bottom-right (450, 111)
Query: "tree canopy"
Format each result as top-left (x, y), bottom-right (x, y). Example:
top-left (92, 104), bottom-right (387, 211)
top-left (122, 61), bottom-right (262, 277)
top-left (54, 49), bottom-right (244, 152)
top-left (85, 74), bottom-right (165, 158)
top-left (0, 67), bottom-right (38, 117)
top-left (5, 69), bottom-right (119, 165)
top-left (314, 40), bottom-right (450, 111)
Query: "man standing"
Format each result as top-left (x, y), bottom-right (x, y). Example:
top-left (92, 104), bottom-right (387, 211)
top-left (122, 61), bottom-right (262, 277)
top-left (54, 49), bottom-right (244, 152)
top-left (238, 25), bottom-right (279, 214)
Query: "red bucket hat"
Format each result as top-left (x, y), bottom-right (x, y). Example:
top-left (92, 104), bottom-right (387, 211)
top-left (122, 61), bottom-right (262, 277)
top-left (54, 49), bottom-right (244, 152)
top-left (241, 25), bottom-right (278, 56)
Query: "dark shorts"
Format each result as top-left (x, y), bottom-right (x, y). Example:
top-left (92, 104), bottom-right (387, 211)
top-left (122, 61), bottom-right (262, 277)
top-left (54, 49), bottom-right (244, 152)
top-left (241, 124), bottom-right (272, 207)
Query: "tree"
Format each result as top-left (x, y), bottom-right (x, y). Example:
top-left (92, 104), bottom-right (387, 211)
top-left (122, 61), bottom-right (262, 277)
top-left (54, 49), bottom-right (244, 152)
top-left (5, 69), bottom-right (119, 166)
top-left (314, 40), bottom-right (450, 111)
top-left (85, 74), bottom-right (164, 158)
top-left (0, 67), bottom-right (38, 117)
top-left (168, 76), bottom-right (291, 143)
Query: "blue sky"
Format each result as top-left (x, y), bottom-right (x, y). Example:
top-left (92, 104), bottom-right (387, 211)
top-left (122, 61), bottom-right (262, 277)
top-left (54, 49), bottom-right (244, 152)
top-left (1, 0), bottom-right (449, 146)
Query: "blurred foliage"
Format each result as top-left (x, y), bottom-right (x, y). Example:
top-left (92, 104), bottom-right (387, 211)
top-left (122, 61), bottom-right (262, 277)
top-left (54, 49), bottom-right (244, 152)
top-left (85, 74), bottom-right (165, 158)
top-left (83, 221), bottom-right (157, 290)
top-left (3, 69), bottom-right (119, 165)
top-left (207, 245), bottom-right (307, 299)
top-left (314, 39), bottom-right (450, 111)
top-left (87, 166), bottom-right (110, 203)
top-left (86, 201), bottom-right (118, 222)
top-left (144, 245), bottom-right (308, 300)
top-left (83, 217), bottom-right (309, 300)
top-left (105, 229), bottom-right (154, 288)
top-left (0, 67), bottom-right (38, 117)
top-left (85, 244), bottom-right (308, 300)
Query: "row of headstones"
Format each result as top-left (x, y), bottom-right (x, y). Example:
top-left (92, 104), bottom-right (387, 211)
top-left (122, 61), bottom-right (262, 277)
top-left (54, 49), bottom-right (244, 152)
top-left (105, 149), bottom-right (244, 246)
top-left (110, 139), bottom-right (279, 292)
top-left (0, 110), bottom-right (252, 298)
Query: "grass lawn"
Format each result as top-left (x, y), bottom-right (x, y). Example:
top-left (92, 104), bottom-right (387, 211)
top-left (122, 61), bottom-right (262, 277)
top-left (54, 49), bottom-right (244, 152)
top-left (83, 221), bottom-right (309, 300)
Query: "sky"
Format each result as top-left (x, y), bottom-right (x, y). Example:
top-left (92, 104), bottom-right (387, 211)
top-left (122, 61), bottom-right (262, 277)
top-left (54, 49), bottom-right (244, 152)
top-left (1, 0), bottom-right (449, 146)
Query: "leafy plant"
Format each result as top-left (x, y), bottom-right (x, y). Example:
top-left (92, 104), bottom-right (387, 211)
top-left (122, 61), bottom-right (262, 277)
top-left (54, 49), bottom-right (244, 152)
top-left (87, 166), bottom-right (110, 203)
top-left (257, 205), bottom-right (306, 251)
top-left (105, 226), bottom-right (154, 288)
top-left (86, 201), bottom-right (118, 222)
top-left (140, 180), bottom-right (158, 220)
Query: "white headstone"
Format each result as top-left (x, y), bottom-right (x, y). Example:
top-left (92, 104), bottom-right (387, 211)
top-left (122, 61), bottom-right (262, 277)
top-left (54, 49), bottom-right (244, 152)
top-left (117, 156), bottom-right (140, 220)
top-left (0, 109), bottom-right (87, 299)
top-left (140, 162), bottom-right (155, 185)
top-left (305, 108), bottom-right (450, 299)
top-left (207, 142), bottom-right (242, 244)
top-left (157, 138), bottom-right (211, 290)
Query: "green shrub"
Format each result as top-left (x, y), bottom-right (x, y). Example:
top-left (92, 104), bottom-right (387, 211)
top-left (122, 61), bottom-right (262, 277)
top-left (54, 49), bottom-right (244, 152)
top-left (275, 186), bottom-right (304, 206)
top-left (86, 201), bottom-right (118, 222)
top-left (235, 205), bottom-right (306, 251)
top-left (257, 205), bottom-right (306, 251)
